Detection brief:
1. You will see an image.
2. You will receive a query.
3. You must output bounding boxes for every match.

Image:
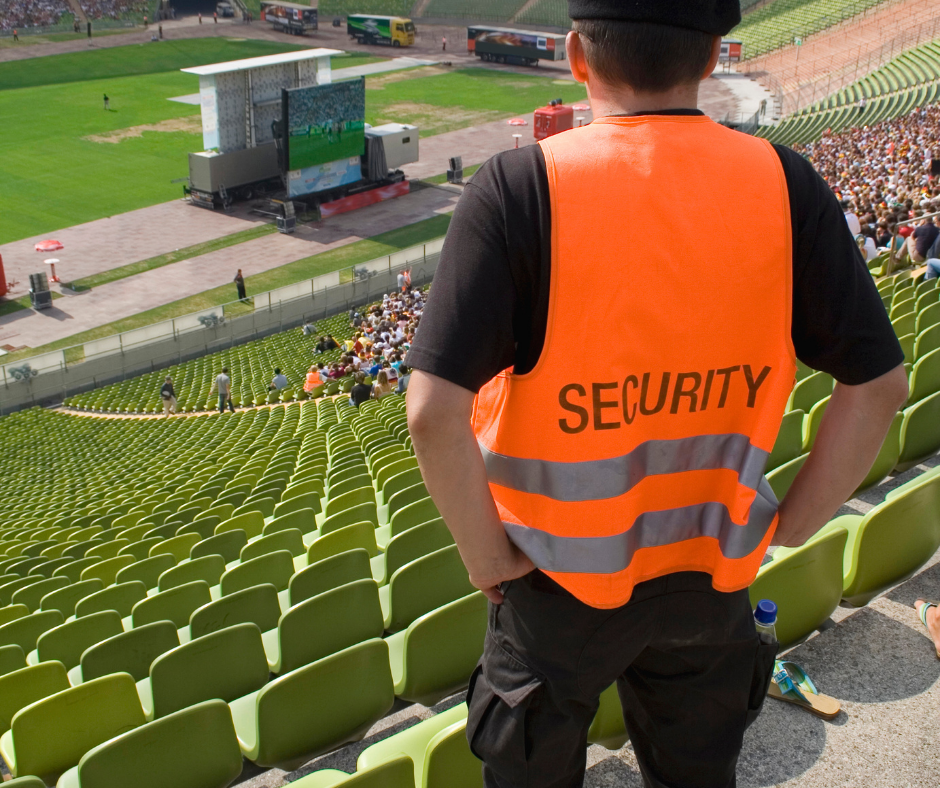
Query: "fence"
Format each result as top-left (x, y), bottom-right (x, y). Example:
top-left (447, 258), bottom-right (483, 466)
top-left (0, 238), bottom-right (444, 415)
top-left (0, 18), bottom-right (138, 37)
top-left (743, 0), bottom-right (940, 117)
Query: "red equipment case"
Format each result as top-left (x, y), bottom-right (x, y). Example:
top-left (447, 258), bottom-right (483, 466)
top-left (534, 100), bottom-right (573, 140)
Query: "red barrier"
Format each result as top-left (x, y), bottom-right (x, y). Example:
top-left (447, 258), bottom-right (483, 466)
top-left (0, 254), bottom-right (7, 297)
top-left (320, 181), bottom-right (410, 218)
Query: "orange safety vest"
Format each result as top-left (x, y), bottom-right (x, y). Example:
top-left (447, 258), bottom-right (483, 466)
top-left (472, 116), bottom-right (797, 609)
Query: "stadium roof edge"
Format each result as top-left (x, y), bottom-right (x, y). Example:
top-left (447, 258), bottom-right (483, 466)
top-left (181, 48), bottom-right (345, 76)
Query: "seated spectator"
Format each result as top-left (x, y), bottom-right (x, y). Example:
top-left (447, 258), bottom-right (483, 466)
top-left (302, 321), bottom-right (315, 336)
top-left (396, 365), bottom-right (411, 395)
top-left (325, 335), bottom-right (339, 351)
top-left (303, 366), bottom-right (319, 393)
top-left (372, 370), bottom-right (394, 401)
top-left (909, 216), bottom-right (940, 264)
top-left (349, 372), bottom-right (372, 408)
top-left (269, 368), bottom-right (289, 391)
top-left (314, 336), bottom-right (328, 354)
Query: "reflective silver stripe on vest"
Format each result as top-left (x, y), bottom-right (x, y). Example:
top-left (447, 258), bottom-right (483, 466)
top-left (480, 434), bottom-right (768, 503)
top-left (502, 478), bottom-right (778, 574)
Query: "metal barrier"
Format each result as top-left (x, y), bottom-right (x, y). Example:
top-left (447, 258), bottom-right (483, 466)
top-left (0, 238), bottom-right (444, 414)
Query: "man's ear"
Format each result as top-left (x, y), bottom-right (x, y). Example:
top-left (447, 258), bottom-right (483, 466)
top-left (702, 35), bottom-right (721, 81)
top-left (567, 30), bottom-right (590, 84)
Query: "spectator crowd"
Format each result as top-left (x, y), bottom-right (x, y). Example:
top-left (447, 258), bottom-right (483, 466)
top-left (0, 0), bottom-right (68, 30)
top-left (793, 104), bottom-right (940, 262)
top-left (78, 0), bottom-right (148, 21)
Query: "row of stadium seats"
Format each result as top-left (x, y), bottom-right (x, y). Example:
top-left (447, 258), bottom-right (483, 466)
top-left (760, 38), bottom-right (940, 145)
top-left (64, 312), bottom-right (351, 414)
top-left (734, 0), bottom-right (890, 60)
top-left (420, 0), bottom-right (526, 22)
top-left (3, 386), bottom-right (938, 785)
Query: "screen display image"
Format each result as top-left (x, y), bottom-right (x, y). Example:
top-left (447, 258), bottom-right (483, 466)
top-left (473, 29), bottom-right (550, 51)
top-left (286, 79), bottom-right (366, 171)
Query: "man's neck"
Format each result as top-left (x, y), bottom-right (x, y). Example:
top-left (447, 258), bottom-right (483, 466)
top-left (586, 81), bottom-right (700, 118)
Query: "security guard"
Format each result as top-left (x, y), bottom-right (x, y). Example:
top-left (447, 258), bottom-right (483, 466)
top-left (406, 1), bottom-right (909, 786)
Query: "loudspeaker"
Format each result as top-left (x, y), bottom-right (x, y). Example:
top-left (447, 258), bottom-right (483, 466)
top-left (29, 272), bottom-right (49, 293)
top-left (931, 159), bottom-right (940, 177)
top-left (30, 290), bottom-right (53, 310)
top-left (446, 169), bottom-right (463, 184)
top-left (448, 156), bottom-right (462, 171)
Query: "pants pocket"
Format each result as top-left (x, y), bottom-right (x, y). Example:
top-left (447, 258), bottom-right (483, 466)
top-left (745, 637), bottom-right (778, 728)
top-left (466, 636), bottom-right (543, 786)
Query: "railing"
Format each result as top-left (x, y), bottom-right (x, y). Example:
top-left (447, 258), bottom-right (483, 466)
top-left (744, 4), bottom-right (940, 117)
top-left (0, 237), bottom-right (445, 414)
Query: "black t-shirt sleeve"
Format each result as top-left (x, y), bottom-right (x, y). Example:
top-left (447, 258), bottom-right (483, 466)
top-left (407, 147), bottom-right (548, 392)
top-left (773, 144), bottom-right (903, 385)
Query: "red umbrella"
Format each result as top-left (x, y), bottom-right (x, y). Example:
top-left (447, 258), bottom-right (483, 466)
top-left (507, 118), bottom-right (528, 126)
top-left (572, 103), bottom-right (590, 111)
top-left (35, 240), bottom-right (63, 252)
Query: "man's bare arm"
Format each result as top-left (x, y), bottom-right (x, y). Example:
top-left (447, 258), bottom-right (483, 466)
top-left (773, 364), bottom-right (909, 546)
top-left (408, 370), bottom-right (534, 603)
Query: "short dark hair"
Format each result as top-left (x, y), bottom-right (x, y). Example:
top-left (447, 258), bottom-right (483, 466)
top-left (274, 368), bottom-right (281, 375)
top-left (573, 20), bottom-right (714, 93)
top-left (221, 368), bottom-right (228, 374)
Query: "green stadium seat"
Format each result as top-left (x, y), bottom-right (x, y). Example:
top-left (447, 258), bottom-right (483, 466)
top-left (74, 621), bottom-right (180, 686)
top-left (191, 531), bottom-right (247, 564)
top-left (229, 638), bottom-right (395, 770)
top-left (373, 518), bottom-right (453, 586)
top-left (269, 579), bottom-right (384, 675)
top-left (381, 545), bottom-right (475, 633)
top-left (0, 645), bottom-right (27, 678)
top-left (56, 700), bottom-right (243, 788)
top-left (33, 610), bottom-right (123, 670)
top-left (131, 581), bottom-right (212, 630)
top-left (189, 583), bottom-right (281, 641)
top-left (220, 551), bottom-right (294, 596)
top-left (0, 609), bottom-right (64, 654)
top-left (216, 512), bottom-right (265, 540)
top-left (897, 391), bottom-right (940, 471)
top-left (588, 684), bottom-right (629, 750)
top-left (0, 661), bottom-right (70, 736)
top-left (144, 623), bottom-right (269, 720)
top-left (289, 756), bottom-right (414, 788)
top-left (749, 527), bottom-right (848, 646)
top-left (75, 582), bottom-right (148, 620)
top-left (386, 591), bottom-right (487, 706)
top-left (11, 576), bottom-right (69, 613)
top-left (81, 556), bottom-right (136, 588)
top-left (288, 549), bottom-right (372, 606)
top-left (0, 673), bottom-right (145, 785)
top-left (766, 453), bottom-right (809, 501)
top-left (158, 555), bottom-right (226, 593)
top-left (240, 528), bottom-right (305, 562)
top-left (115, 555), bottom-right (177, 591)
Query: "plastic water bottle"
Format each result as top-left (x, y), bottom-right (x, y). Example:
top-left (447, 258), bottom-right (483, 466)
top-left (754, 599), bottom-right (778, 644)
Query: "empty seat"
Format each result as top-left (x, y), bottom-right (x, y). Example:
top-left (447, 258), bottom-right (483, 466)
top-left (320, 502), bottom-right (379, 534)
top-left (0, 661), bottom-right (70, 736)
top-left (289, 549), bottom-right (373, 606)
top-left (76, 621), bottom-right (180, 686)
top-left (374, 519), bottom-right (453, 586)
top-left (189, 584), bottom-right (282, 641)
top-left (40, 580), bottom-right (104, 619)
top-left (0, 645), bottom-right (26, 678)
top-left (220, 551), bottom-right (294, 597)
top-left (57, 700), bottom-right (244, 788)
top-left (263, 509), bottom-right (317, 539)
top-left (749, 527), bottom-right (849, 647)
top-left (0, 673), bottom-right (145, 784)
top-left (386, 592), bottom-right (487, 706)
top-left (289, 756), bottom-right (414, 788)
top-left (132, 581), bottom-right (212, 629)
top-left (158, 555), bottom-right (226, 593)
top-left (381, 545), bottom-right (475, 633)
top-left (191, 531), bottom-right (247, 564)
top-left (230, 638), bottom-right (395, 770)
top-left (240, 529), bottom-right (305, 563)
top-left (75, 581), bottom-right (148, 620)
top-left (0, 610), bottom-right (64, 654)
top-left (34, 610), bottom-right (124, 670)
top-left (307, 522), bottom-right (379, 564)
top-left (150, 534), bottom-right (201, 564)
top-left (270, 580), bottom-right (384, 675)
top-left (115, 555), bottom-right (177, 592)
top-left (144, 623), bottom-right (269, 720)
top-left (216, 512), bottom-right (265, 541)
top-left (81, 556), bottom-right (136, 588)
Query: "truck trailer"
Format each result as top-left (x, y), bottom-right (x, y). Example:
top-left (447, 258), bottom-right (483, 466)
top-left (347, 14), bottom-right (415, 47)
top-left (467, 25), bottom-right (566, 67)
top-left (260, 1), bottom-right (317, 35)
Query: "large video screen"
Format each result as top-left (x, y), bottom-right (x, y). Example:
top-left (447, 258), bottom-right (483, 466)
top-left (286, 79), bottom-right (366, 172)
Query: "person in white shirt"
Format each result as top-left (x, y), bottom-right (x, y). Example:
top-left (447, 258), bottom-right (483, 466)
top-left (209, 368), bottom-right (235, 413)
top-left (842, 200), bottom-right (861, 236)
top-left (269, 368), bottom-right (289, 391)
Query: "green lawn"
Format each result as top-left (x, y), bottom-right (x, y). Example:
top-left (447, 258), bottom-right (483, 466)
top-left (365, 67), bottom-right (587, 135)
top-left (0, 27), bottom-right (137, 50)
top-left (423, 162), bottom-right (482, 184)
top-left (0, 42), bottom-right (385, 243)
top-left (2, 213), bottom-right (450, 363)
top-left (0, 290), bottom-right (61, 318)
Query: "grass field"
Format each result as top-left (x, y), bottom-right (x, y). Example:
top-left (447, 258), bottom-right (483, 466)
top-left (365, 67), bottom-right (587, 135)
top-left (1, 213), bottom-right (451, 363)
top-left (0, 41), bottom-right (382, 244)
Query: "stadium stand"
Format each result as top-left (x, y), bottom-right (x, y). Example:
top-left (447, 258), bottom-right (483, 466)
top-left (759, 39), bottom-right (940, 145)
top-left (733, 0), bottom-right (891, 59)
top-left (514, 0), bottom-right (569, 28)
top-left (419, 0), bottom-right (526, 23)
top-left (318, 0), bottom-right (414, 18)
top-left (0, 0), bottom-right (70, 31)
top-left (77, 0), bottom-right (148, 21)
top-left (64, 291), bottom-right (421, 413)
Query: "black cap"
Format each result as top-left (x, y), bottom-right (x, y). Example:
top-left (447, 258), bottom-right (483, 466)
top-left (568, 0), bottom-right (741, 36)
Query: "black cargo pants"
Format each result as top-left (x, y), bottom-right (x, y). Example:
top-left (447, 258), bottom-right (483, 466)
top-left (466, 570), bottom-right (777, 788)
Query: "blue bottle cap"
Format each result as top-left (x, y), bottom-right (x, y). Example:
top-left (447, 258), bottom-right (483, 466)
top-left (754, 599), bottom-right (777, 625)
